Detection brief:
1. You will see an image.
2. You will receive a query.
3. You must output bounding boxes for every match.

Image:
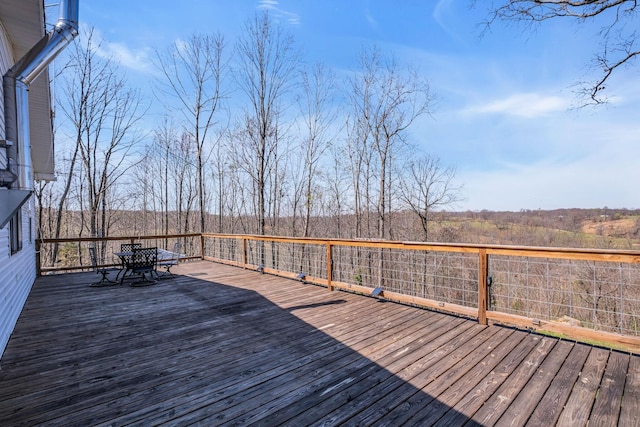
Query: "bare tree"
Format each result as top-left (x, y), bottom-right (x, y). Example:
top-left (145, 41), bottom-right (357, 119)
top-left (349, 46), bottom-right (434, 239)
top-left (44, 125), bottom-right (81, 263)
top-left (153, 117), bottom-right (179, 238)
top-left (325, 145), bottom-right (349, 238)
top-left (154, 33), bottom-right (228, 233)
top-left (479, 0), bottom-right (639, 104)
top-left (58, 28), bottom-right (145, 248)
top-left (398, 154), bottom-right (462, 241)
top-left (234, 11), bottom-right (299, 236)
top-left (170, 132), bottom-right (199, 234)
top-left (295, 63), bottom-right (337, 237)
top-left (344, 112), bottom-right (374, 238)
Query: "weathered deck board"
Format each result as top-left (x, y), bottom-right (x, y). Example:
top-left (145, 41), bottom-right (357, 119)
top-left (556, 347), bottom-right (609, 426)
top-left (524, 342), bottom-right (591, 426)
top-left (0, 261), bottom-right (638, 426)
top-left (619, 355), bottom-right (640, 427)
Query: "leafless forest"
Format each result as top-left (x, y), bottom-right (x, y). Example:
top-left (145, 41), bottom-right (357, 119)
top-left (36, 11), bottom-right (639, 263)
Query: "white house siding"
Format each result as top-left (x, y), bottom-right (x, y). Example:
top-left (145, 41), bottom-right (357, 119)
top-left (0, 16), bottom-right (37, 360)
top-left (0, 201), bottom-right (35, 359)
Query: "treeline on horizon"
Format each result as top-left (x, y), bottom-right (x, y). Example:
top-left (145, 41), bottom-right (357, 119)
top-left (37, 206), bottom-right (640, 249)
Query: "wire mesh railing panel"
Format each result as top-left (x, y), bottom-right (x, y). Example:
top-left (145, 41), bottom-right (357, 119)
top-left (204, 237), bottom-right (243, 264)
top-left (489, 255), bottom-right (640, 336)
top-left (39, 235), bottom-right (201, 272)
top-left (332, 246), bottom-right (479, 308)
top-left (291, 243), bottom-right (327, 280)
top-left (245, 240), bottom-right (327, 279)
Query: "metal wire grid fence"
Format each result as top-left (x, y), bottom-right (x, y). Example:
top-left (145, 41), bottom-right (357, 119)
top-left (204, 236), bottom-right (244, 264)
top-left (489, 255), bottom-right (640, 336)
top-left (40, 235), bottom-right (199, 271)
top-left (332, 246), bottom-right (479, 308)
top-left (202, 238), bottom-right (480, 309)
top-left (242, 240), bottom-right (329, 280)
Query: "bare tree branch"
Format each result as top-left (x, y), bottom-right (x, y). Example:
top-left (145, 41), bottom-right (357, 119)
top-left (477, 0), bottom-right (639, 105)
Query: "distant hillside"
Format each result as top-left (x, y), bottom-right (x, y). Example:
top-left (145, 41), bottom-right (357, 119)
top-left (39, 207), bottom-right (640, 250)
top-left (428, 208), bottom-right (640, 249)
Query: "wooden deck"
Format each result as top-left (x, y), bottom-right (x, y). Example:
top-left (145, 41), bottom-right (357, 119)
top-left (0, 261), bottom-right (638, 426)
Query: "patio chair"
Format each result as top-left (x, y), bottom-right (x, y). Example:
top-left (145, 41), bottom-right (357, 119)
top-left (129, 247), bottom-right (158, 286)
top-left (120, 243), bottom-right (142, 252)
top-left (157, 242), bottom-right (182, 277)
top-left (116, 243), bottom-right (142, 282)
top-left (88, 246), bottom-right (118, 287)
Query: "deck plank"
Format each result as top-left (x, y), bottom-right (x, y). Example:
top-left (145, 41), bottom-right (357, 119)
top-left (372, 327), bottom-right (516, 426)
top-left (335, 323), bottom-right (496, 426)
top-left (619, 355), bottom-right (640, 427)
top-left (588, 351), bottom-right (630, 427)
top-left (0, 261), bottom-right (638, 426)
top-left (434, 333), bottom-right (555, 426)
top-left (238, 317), bottom-right (472, 426)
top-left (525, 342), bottom-right (591, 427)
top-left (556, 346), bottom-right (610, 426)
top-left (407, 329), bottom-right (530, 425)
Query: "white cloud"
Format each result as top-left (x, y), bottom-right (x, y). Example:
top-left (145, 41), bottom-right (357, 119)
top-left (258, 0), bottom-right (279, 7)
top-left (365, 10), bottom-right (378, 30)
top-left (433, 0), bottom-right (467, 45)
top-left (101, 42), bottom-right (155, 74)
top-left (257, 0), bottom-right (301, 25)
top-left (81, 24), bottom-right (155, 75)
top-left (463, 93), bottom-right (571, 118)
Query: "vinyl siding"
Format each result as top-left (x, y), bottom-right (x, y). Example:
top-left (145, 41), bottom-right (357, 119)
top-left (0, 199), bottom-right (36, 360)
top-left (0, 16), bottom-right (37, 361)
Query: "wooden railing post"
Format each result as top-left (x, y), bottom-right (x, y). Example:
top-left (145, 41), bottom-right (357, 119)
top-left (242, 238), bottom-right (247, 269)
top-left (478, 249), bottom-right (488, 325)
top-left (327, 243), bottom-right (333, 291)
top-left (35, 239), bottom-right (42, 277)
top-left (200, 234), bottom-right (205, 260)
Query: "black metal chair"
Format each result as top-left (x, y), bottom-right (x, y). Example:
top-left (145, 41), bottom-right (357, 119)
top-left (120, 243), bottom-right (142, 252)
top-left (88, 246), bottom-right (117, 287)
top-left (129, 247), bottom-right (158, 286)
top-left (116, 243), bottom-right (142, 282)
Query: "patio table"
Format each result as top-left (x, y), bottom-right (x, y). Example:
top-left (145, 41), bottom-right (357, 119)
top-left (114, 247), bottom-right (158, 285)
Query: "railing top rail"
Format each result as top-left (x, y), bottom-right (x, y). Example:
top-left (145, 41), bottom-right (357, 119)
top-left (202, 233), bottom-right (640, 263)
top-left (40, 233), bottom-right (201, 244)
top-left (38, 232), bottom-right (640, 263)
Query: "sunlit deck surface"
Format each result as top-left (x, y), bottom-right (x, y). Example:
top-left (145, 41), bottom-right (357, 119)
top-left (1, 261), bottom-right (639, 426)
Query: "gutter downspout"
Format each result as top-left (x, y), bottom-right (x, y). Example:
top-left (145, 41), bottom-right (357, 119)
top-left (0, 0), bottom-right (78, 228)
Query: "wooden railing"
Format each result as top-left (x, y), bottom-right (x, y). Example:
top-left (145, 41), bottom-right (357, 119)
top-left (37, 233), bottom-right (202, 275)
top-left (38, 233), bottom-right (640, 353)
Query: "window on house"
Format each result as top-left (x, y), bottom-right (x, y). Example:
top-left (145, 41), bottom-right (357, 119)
top-left (10, 207), bottom-right (22, 255)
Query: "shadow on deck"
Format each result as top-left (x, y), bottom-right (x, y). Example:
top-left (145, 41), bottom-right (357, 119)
top-left (0, 261), bottom-right (638, 426)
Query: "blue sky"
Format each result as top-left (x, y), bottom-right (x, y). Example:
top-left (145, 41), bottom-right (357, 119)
top-left (54, 0), bottom-right (639, 211)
